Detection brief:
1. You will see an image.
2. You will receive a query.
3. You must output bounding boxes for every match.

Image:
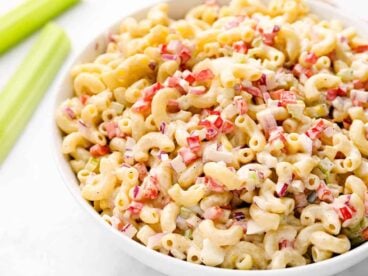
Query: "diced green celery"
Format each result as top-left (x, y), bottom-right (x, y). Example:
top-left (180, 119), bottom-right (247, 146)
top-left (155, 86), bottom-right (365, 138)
top-left (326, 184), bottom-right (342, 196)
top-left (318, 158), bottom-right (334, 173)
top-left (337, 69), bottom-right (354, 82)
top-left (85, 157), bottom-right (100, 172)
top-left (287, 102), bottom-right (305, 120)
top-left (0, 23), bottom-right (70, 164)
top-left (233, 52), bottom-right (247, 63)
top-left (0, 0), bottom-right (79, 54)
top-left (350, 235), bottom-right (366, 246)
top-left (344, 217), bottom-right (368, 246)
top-left (318, 158), bottom-right (334, 181)
top-left (251, 37), bottom-right (263, 48)
top-left (180, 207), bottom-right (192, 219)
top-left (248, 171), bottom-right (258, 181)
top-left (184, 229), bottom-right (193, 239)
top-left (305, 104), bottom-right (329, 118)
top-left (110, 102), bottom-right (125, 115)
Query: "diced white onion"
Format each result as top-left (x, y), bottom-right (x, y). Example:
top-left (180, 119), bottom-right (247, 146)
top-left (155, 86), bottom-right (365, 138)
top-left (147, 233), bottom-right (166, 250)
top-left (159, 153), bottom-right (169, 161)
top-left (291, 180), bottom-right (305, 193)
top-left (203, 143), bottom-right (233, 163)
top-left (323, 126), bottom-right (334, 137)
top-left (125, 137), bottom-right (136, 151)
top-left (256, 152), bottom-right (278, 168)
top-left (221, 104), bottom-right (238, 119)
top-left (257, 109), bottom-right (277, 134)
top-left (264, 70), bottom-right (277, 90)
top-left (121, 224), bottom-right (137, 238)
top-left (179, 79), bottom-right (190, 92)
top-left (298, 134), bottom-right (313, 154)
top-left (246, 220), bottom-right (266, 235)
top-left (170, 155), bottom-right (187, 173)
top-left (351, 89), bottom-right (368, 102)
top-left (192, 128), bottom-right (207, 141)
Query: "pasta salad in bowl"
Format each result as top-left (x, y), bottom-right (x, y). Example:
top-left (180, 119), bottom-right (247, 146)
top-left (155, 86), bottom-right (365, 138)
top-left (54, 0), bottom-right (368, 275)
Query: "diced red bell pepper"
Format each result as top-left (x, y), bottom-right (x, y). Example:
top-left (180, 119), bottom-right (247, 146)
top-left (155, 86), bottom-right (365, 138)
top-left (179, 47), bottom-right (192, 64)
top-left (194, 69), bottom-right (214, 82)
top-left (159, 44), bottom-right (168, 54)
top-left (105, 121), bottom-right (118, 139)
top-left (135, 176), bottom-right (160, 201)
top-left (317, 182), bottom-right (334, 203)
top-left (143, 176), bottom-right (160, 200)
top-left (213, 116), bottom-right (223, 129)
top-left (234, 97), bottom-right (248, 114)
top-left (179, 147), bottom-right (198, 165)
top-left (199, 120), bottom-right (219, 140)
top-left (306, 120), bottom-right (327, 139)
top-left (142, 83), bottom-right (163, 101)
top-left (326, 87), bottom-right (347, 101)
top-left (261, 25), bottom-right (280, 46)
top-left (338, 206), bottom-right (353, 221)
top-left (206, 109), bottom-right (221, 116)
top-left (132, 99), bottom-right (151, 113)
top-left (79, 94), bottom-right (90, 105)
top-left (279, 91), bottom-right (297, 106)
top-left (222, 120), bottom-right (235, 134)
top-left (205, 176), bottom-right (225, 192)
top-left (353, 45), bottom-right (368, 53)
top-left (233, 41), bottom-right (248, 54)
top-left (199, 119), bottom-right (212, 129)
top-left (305, 52), bottom-right (318, 64)
top-left (187, 135), bottom-right (201, 152)
top-left (90, 144), bottom-right (110, 157)
top-left (182, 70), bottom-right (196, 84)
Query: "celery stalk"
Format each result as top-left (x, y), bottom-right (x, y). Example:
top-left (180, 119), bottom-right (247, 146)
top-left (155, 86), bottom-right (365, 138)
top-left (0, 0), bottom-right (79, 54)
top-left (0, 23), bottom-right (71, 164)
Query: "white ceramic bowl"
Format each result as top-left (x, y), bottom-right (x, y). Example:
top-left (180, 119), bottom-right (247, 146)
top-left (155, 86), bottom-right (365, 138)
top-left (53, 1), bottom-right (368, 275)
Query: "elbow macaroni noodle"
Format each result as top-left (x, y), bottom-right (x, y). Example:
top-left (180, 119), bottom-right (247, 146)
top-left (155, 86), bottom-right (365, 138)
top-left (56, 0), bottom-right (368, 270)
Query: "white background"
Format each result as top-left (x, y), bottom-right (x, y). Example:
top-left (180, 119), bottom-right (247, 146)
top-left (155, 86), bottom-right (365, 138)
top-left (0, 0), bottom-right (367, 275)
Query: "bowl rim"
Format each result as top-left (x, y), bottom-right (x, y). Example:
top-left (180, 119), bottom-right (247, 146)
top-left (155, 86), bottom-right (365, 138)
top-left (52, 0), bottom-right (368, 275)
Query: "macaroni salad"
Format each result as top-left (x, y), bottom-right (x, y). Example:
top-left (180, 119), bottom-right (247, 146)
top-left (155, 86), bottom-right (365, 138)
top-left (56, 0), bottom-right (368, 270)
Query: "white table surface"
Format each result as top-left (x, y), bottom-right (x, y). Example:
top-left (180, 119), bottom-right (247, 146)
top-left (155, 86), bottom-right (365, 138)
top-left (0, 0), bottom-right (367, 275)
